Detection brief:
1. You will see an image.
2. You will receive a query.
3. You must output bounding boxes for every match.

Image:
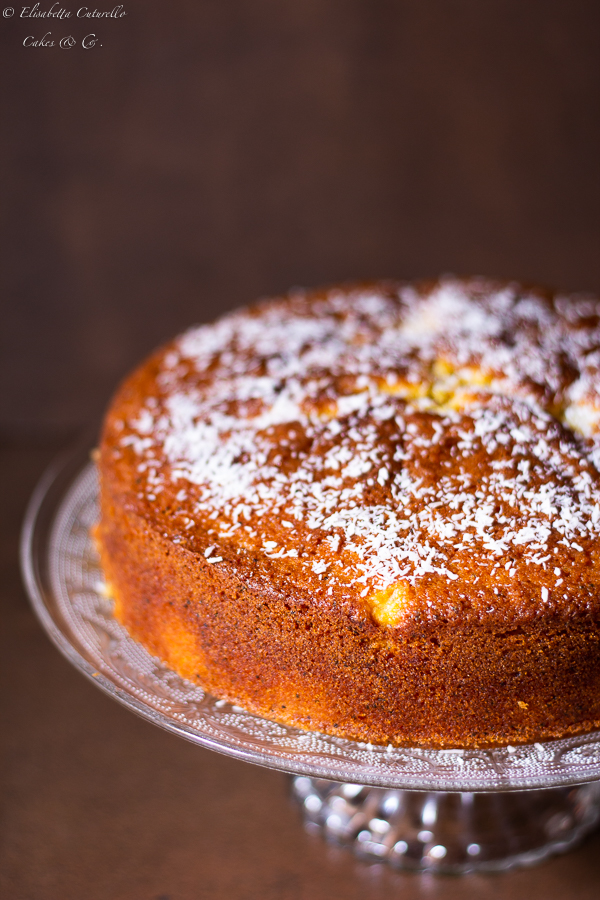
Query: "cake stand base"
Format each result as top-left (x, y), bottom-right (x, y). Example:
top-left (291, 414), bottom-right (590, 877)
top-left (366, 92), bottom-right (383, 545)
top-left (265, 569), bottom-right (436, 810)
top-left (292, 777), bottom-right (600, 873)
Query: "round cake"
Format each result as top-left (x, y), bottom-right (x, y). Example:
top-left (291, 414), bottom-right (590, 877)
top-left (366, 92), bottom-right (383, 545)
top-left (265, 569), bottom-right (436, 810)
top-left (96, 277), bottom-right (600, 748)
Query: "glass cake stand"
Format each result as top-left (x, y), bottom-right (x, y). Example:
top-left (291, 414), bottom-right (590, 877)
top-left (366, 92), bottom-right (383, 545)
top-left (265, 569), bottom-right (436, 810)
top-left (20, 445), bottom-right (600, 874)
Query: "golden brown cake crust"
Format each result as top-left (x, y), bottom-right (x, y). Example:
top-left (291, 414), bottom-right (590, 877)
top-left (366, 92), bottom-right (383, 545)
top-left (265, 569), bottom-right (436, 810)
top-left (97, 277), bottom-right (600, 748)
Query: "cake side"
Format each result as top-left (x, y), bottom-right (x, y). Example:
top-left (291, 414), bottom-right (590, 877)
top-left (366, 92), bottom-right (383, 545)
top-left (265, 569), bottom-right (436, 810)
top-left (97, 277), bottom-right (600, 747)
top-left (97, 465), bottom-right (600, 748)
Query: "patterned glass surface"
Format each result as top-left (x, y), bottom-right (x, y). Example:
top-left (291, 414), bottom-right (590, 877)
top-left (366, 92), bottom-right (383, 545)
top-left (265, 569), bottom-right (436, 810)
top-left (20, 452), bottom-right (600, 791)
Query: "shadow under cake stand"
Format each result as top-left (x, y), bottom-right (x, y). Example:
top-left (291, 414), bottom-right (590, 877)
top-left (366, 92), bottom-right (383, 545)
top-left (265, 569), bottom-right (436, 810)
top-left (21, 448), bottom-right (600, 875)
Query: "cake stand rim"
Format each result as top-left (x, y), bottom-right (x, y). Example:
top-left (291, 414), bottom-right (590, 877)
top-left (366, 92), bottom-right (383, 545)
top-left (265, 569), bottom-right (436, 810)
top-left (20, 441), bottom-right (600, 792)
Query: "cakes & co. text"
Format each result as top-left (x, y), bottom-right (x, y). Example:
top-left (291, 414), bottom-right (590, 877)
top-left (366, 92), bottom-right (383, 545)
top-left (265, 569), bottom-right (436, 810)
top-left (1, 3), bottom-right (128, 48)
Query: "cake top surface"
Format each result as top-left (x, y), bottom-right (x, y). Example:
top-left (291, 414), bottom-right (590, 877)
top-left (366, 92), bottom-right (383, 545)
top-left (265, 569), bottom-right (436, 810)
top-left (102, 277), bottom-right (600, 626)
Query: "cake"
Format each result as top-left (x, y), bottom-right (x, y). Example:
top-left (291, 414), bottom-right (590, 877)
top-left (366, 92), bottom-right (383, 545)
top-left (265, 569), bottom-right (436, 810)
top-left (96, 277), bottom-right (600, 748)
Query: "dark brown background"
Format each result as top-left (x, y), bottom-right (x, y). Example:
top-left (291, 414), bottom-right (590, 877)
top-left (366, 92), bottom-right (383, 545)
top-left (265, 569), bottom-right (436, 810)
top-left (2, 0), bottom-right (599, 431)
top-left (1, 2), bottom-right (600, 897)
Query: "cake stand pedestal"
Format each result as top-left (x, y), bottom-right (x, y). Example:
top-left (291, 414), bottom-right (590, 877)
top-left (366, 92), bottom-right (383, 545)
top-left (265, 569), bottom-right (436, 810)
top-left (291, 778), bottom-right (600, 873)
top-left (21, 446), bottom-right (600, 876)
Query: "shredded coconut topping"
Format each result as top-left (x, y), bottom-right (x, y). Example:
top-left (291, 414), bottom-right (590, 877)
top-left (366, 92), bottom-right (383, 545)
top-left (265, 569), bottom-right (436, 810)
top-left (109, 278), bottom-right (600, 624)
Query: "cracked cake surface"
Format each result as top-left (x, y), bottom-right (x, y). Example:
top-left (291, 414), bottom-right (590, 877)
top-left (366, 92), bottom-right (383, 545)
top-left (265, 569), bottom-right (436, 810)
top-left (96, 277), bottom-right (600, 747)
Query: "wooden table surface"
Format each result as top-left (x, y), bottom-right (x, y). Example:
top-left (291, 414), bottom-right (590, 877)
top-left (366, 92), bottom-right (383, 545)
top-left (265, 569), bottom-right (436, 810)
top-left (2, 436), bottom-right (599, 899)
